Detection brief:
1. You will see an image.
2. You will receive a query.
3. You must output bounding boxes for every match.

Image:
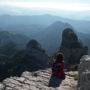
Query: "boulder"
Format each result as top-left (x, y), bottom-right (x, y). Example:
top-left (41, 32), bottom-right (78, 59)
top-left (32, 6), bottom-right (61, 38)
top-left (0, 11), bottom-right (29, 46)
top-left (78, 55), bottom-right (90, 90)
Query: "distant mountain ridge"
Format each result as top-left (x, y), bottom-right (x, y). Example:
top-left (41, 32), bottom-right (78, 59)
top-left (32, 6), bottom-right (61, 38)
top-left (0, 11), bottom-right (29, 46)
top-left (32, 21), bottom-right (73, 54)
top-left (0, 15), bottom-right (90, 54)
top-left (0, 14), bottom-right (90, 33)
top-left (0, 31), bottom-right (29, 49)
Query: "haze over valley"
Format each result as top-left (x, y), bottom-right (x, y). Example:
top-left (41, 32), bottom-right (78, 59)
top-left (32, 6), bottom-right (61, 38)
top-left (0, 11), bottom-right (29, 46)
top-left (0, 14), bottom-right (90, 54)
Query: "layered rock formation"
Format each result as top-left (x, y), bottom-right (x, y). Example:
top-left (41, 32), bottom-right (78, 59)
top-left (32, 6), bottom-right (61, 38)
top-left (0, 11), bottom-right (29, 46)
top-left (0, 68), bottom-right (78, 90)
top-left (60, 28), bottom-right (88, 64)
top-left (78, 55), bottom-right (90, 90)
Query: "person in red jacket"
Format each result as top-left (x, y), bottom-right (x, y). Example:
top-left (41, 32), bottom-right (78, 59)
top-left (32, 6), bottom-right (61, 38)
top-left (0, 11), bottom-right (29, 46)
top-left (52, 52), bottom-right (65, 79)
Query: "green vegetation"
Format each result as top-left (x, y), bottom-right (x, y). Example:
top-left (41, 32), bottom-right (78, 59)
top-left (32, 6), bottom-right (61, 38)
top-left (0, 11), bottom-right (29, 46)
top-left (0, 41), bottom-right (22, 81)
top-left (0, 42), bottom-right (17, 56)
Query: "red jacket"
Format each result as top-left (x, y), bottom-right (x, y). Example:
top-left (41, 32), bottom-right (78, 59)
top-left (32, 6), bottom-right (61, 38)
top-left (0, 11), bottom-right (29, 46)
top-left (52, 61), bottom-right (65, 77)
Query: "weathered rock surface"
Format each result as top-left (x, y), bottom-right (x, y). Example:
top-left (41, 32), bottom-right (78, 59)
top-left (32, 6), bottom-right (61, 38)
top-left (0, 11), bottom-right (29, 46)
top-left (0, 68), bottom-right (77, 90)
top-left (60, 28), bottom-right (88, 64)
top-left (78, 55), bottom-right (90, 90)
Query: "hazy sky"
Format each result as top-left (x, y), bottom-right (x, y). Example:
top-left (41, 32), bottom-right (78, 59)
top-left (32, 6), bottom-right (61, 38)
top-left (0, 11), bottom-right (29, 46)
top-left (0, 0), bottom-right (90, 11)
top-left (0, 0), bottom-right (90, 19)
top-left (1, 0), bottom-right (90, 3)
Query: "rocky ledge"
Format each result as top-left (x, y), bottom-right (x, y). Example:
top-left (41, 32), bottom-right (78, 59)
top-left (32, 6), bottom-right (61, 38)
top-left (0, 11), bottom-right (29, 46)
top-left (78, 55), bottom-right (90, 90)
top-left (0, 69), bottom-right (77, 90)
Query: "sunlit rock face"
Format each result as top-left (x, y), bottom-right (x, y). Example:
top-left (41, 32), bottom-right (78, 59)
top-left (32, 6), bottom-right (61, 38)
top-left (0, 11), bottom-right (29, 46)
top-left (60, 28), bottom-right (88, 64)
top-left (78, 55), bottom-right (90, 90)
top-left (0, 69), bottom-right (78, 90)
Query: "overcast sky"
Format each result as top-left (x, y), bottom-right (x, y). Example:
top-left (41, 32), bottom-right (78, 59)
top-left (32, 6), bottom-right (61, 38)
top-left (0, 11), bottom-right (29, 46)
top-left (1, 0), bottom-right (90, 3)
top-left (0, 0), bottom-right (90, 11)
top-left (0, 0), bottom-right (90, 19)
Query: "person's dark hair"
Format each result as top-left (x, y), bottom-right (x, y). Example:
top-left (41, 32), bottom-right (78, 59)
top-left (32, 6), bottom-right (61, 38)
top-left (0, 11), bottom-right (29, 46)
top-left (56, 53), bottom-right (64, 62)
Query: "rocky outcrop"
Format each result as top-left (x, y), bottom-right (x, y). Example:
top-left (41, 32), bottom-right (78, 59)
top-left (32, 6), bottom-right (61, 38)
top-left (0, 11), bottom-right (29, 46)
top-left (78, 55), bottom-right (90, 90)
top-left (0, 40), bottom-right (49, 81)
top-left (0, 68), bottom-right (78, 90)
top-left (15, 40), bottom-right (49, 75)
top-left (60, 28), bottom-right (88, 64)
